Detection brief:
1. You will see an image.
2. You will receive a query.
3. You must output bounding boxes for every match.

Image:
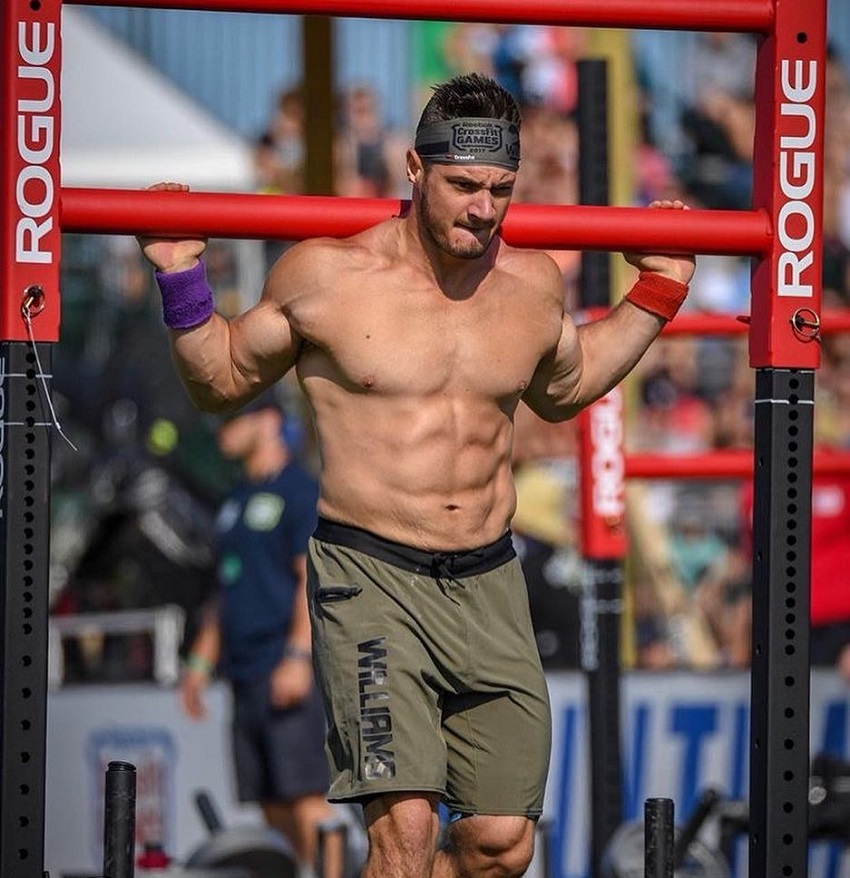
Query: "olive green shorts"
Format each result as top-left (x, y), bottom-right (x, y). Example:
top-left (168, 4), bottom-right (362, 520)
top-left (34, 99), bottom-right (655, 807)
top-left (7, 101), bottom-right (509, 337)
top-left (307, 518), bottom-right (552, 818)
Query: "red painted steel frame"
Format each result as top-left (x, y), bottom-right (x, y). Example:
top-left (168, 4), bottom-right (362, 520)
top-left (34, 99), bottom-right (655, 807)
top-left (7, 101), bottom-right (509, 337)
top-left (578, 309), bottom-right (850, 336)
top-left (626, 450), bottom-right (850, 480)
top-left (60, 189), bottom-right (772, 256)
top-left (578, 389), bottom-right (628, 559)
top-left (71, 0), bottom-right (773, 33)
top-left (750, 1), bottom-right (826, 367)
top-left (0, 0), bottom-right (62, 342)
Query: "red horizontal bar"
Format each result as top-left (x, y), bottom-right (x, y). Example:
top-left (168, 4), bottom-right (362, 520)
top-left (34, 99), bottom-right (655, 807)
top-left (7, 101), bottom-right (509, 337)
top-left (59, 189), bottom-right (772, 256)
top-left (580, 310), bottom-right (850, 336)
top-left (625, 450), bottom-right (850, 480)
top-left (70, 0), bottom-right (773, 32)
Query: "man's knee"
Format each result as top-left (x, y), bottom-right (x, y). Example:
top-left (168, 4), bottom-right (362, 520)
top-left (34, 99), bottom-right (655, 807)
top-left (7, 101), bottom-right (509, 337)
top-left (447, 814), bottom-right (536, 877)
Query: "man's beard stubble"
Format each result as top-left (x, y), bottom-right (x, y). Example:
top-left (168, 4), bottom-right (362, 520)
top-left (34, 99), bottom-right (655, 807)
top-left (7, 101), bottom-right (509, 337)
top-left (419, 188), bottom-right (492, 261)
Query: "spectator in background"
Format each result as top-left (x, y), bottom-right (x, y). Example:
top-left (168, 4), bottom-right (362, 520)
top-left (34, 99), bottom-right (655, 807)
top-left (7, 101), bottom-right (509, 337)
top-left (824, 44), bottom-right (850, 256)
top-left (253, 87), bottom-right (305, 197)
top-left (511, 461), bottom-right (583, 669)
top-left (666, 488), bottom-right (750, 664)
top-left (740, 472), bottom-right (850, 679)
top-left (667, 491), bottom-right (729, 597)
top-left (678, 33), bottom-right (756, 210)
top-left (180, 391), bottom-right (342, 877)
top-left (334, 84), bottom-right (407, 198)
top-left (512, 104), bottom-right (581, 304)
top-left (253, 87), bottom-right (306, 270)
top-left (517, 27), bottom-right (587, 114)
top-left (807, 474), bottom-right (850, 678)
top-left (491, 26), bottom-right (586, 114)
top-left (818, 353), bottom-right (850, 453)
top-left (441, 22), bottom-right (500, 79)
top-left (335, 85), bottom-right (391, 197)
top-left (634, 97), bottom-right (687, 207)
top-left (710, 339), bottom-right (755, 451)
top-left (513, 104), bottom-right (578, 206)
top-left (686, 31), bottom-right (755, 108)
top-left (632, 337), bottom-right (716, 459)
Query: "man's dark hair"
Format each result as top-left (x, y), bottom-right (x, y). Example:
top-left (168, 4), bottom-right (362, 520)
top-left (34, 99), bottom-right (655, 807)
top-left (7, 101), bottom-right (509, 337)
top-left (416, 73), bottom-right (521, 134)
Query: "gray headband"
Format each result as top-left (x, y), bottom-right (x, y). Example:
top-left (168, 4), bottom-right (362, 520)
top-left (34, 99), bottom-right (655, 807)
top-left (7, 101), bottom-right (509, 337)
top-left (415, 117), bottom-right (521, 171)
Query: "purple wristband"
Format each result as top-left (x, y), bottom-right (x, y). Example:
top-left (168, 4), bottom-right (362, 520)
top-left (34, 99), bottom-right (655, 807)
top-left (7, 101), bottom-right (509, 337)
top-left (155, 260), bottom-right (215, 330)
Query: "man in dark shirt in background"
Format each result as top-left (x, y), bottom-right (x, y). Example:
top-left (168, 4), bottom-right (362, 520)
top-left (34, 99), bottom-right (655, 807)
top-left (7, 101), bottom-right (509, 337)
top-left (180, 390), bottom-right (341, 876)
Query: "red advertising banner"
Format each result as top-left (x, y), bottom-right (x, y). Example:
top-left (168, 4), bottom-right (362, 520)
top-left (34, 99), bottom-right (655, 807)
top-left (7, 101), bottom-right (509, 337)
top-left (577, 387), bottom-right (627, 560)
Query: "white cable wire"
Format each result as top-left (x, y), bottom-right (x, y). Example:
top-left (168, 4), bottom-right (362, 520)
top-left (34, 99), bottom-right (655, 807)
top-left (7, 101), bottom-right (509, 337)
top-left (22, 303), bottom-right (78, 452)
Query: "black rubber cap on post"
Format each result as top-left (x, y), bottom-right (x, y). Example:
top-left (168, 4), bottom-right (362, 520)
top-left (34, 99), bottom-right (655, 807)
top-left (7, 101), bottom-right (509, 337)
top-left (103, 761), bottom-right (137, 878)
top-left (644, 797), bottom-right (674, 878)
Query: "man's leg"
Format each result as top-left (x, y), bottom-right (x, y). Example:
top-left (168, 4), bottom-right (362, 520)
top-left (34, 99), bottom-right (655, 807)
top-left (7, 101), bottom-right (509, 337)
top-left (432, 814), bottom-right (536, 878)
top-left (362, 795), bottom-right (536, 878)
top-left (362, 792), bottom-right (443, 878)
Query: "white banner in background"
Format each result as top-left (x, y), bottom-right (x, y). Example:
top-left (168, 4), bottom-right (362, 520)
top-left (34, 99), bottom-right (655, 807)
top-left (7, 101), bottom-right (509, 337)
top-left (45, 671), bottom-right (850, 878)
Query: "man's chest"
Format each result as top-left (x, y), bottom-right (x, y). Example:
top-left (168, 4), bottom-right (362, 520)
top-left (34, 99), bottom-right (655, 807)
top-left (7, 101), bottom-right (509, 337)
top-left (299, 288), bottom-right (553, 399)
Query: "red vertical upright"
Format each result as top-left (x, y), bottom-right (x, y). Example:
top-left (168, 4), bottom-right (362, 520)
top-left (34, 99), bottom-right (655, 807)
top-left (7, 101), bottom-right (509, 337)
top-left (749, 0), bottom-right (825, 369)
top-left (0, 0), bottom-right (62, 343)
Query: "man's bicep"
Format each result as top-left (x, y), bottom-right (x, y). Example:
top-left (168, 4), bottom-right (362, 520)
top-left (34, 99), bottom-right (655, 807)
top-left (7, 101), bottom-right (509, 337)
top-left (229, 296), bottom-right (302, 388)
top-left (522, 316), bottom-right (582, 420)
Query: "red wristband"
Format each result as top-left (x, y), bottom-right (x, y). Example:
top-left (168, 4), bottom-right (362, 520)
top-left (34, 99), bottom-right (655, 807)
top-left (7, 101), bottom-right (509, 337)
top-left (625, 271), bottom-right (689, 322)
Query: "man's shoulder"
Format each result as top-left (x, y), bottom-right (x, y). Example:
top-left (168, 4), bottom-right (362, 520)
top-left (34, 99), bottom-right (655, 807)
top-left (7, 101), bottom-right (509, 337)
top-left (498, 242), bottom-right (561, 272)
top-left (496, 244), bottom-right (565, 298)
top-left (273, 235), bottom-right (358, 273)
top-left (268, 227), bottom-right (391, 289)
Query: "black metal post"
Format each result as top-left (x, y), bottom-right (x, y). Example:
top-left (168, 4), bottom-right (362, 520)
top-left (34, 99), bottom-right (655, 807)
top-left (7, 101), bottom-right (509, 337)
top-left (671, 787), bottom-right (720, 870)
top-left (0, 341), bottom-right (52, 878)
top-left (577, 58), bottom-right (624, 878)
top-left (103, 761), bottom-right (137, 878)
top-left (644, 798), bottom-right (674, 878)
top-left (582, 562), bottom-right (625, 877)
top-left (194, 789), bottom-right (225, 834)
top-left (302, 15), bottom-right (335, 196)
top-left (577, 58), bottom-right (611, 307)
top-left (748, 368), bottom-right (812, 878)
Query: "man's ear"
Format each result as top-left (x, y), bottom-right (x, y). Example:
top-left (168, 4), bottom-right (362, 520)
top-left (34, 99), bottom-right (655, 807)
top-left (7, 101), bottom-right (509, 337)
top-left (406, 148), bottom-right (424, 185)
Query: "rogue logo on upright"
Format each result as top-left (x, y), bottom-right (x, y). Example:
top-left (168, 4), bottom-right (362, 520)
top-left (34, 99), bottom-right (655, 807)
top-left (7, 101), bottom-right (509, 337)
top-left (16, 20), bottom-right (57, 265)
top-left (776, 58), bottom-right (818, 298)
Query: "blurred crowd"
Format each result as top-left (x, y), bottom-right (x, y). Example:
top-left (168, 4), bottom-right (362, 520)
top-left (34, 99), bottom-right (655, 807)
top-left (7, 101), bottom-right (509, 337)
top-left (50, 25), bottom-right (850, 679)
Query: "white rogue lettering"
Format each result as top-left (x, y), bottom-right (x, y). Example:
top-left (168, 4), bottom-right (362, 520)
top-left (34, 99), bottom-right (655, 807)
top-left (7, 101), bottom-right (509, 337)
top-left (777, 58), bottom-right (818, 297)
top-left (590, 391), bottom-right (624, 519)
top-left (16, 21), bottom-right (56, 265)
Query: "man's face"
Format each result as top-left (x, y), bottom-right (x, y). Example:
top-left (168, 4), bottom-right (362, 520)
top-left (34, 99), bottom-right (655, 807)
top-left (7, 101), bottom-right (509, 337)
top-left (416, 160), bottom-right (516, 260)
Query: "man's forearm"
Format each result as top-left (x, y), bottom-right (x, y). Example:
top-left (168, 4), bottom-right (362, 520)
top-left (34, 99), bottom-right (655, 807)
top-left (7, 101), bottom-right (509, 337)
top-left (572, 298), bottom-right (666, 403)
top-left (169, 314), bottom-right (252, 413)
top-left (570, 269), bottom-right (690, 405)
top-left (187, 612), bottom-right (221, 671)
